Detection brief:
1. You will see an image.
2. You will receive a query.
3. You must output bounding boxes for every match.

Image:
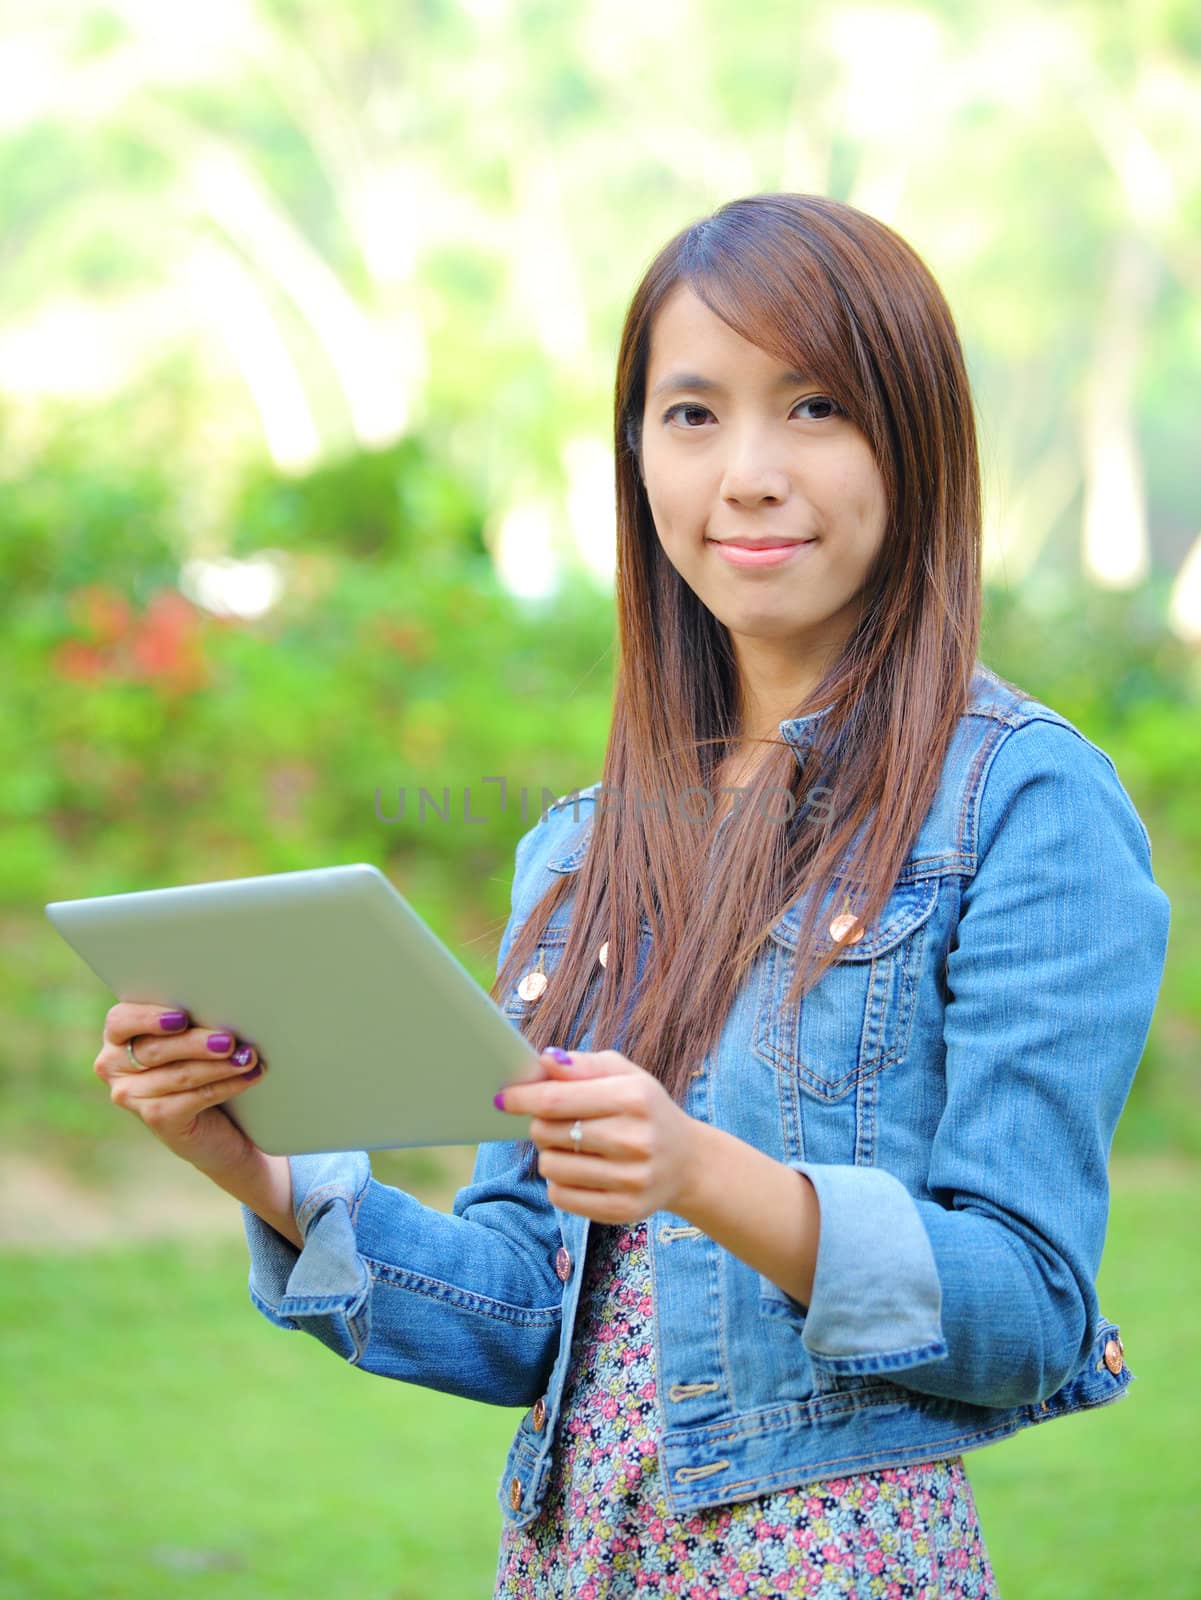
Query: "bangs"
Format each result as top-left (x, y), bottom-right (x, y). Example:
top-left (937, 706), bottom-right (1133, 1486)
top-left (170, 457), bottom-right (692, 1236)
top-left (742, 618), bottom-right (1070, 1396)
top-left (680, 219), bottom-right (867, 430)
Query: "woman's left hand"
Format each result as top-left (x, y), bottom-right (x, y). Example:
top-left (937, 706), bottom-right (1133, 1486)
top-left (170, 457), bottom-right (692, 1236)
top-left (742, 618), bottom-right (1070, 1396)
top-left (496, 1048), bottom-right (704, 1224)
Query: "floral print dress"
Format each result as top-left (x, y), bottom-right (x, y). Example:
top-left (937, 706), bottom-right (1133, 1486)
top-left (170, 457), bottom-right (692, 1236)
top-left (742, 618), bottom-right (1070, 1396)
top-left (494, 1217), bottom-right (1000, 1599)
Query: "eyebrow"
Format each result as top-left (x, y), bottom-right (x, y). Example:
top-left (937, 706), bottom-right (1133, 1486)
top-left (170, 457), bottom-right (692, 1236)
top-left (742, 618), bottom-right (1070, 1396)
top-left (649, 369), bottom-right (817, 401)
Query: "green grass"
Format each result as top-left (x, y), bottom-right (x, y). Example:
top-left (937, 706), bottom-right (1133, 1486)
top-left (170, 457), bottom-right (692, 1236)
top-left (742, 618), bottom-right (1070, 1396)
top-left (1, 1158), bottom-right (1197, 1599)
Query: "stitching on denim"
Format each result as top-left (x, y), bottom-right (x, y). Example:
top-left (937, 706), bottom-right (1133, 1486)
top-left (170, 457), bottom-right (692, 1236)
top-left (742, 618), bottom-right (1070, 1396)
top-left (958, 716), bottom-right (1007, 859)
top-left (248, 1283), bottom-right (300, 1330)
top-left (275, 1293), bottom-right (369, 1363)
top-left (281, 1295), bottom-right (366, 1314)
top-left (755, 902), bottom-right (932, 1101)
top-left (895, 854), bottom-right (969, 880)
top-left (711, 1218), bottom-right (735, 1412)
top-left (366, 1262), bottom-right (562, 1326)
top-left (345, 1307), bottom-right (367, 1365)
top-left (667, 1396), bottom-right (1014, 1456)
top-left (350, 1165), bottom-right (373, 1226)
top-left (675, 1419), bottom-right (1026, 1495)
top-left (296, 1182), bottom-right (355, 1236)
top-left (853, 1058), bottom-right (877, 1171)
top-left (805, 1338), bottom-right (948, 1369)
top-left (647, 1207), bottom-right (667, 1443)
top-left (664, 1391), bottom-right (906, 1447)
top-left (766, 877), bottom-right (938, 960)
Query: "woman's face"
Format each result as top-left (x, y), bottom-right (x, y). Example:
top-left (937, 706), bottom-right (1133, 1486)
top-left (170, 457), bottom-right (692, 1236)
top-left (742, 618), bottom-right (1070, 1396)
top-left (639, 283), bottom-right (889, 681)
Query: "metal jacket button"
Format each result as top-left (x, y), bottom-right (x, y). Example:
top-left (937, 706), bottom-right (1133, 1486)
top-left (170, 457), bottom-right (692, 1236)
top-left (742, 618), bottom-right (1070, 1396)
top-left (509, 1476), bottom-right (523, 1510)
top-left (517, 970), bottom-right (548, 1002)
top-left (531, 1397), bottom-right (547, 1432)
top-left (1103, 1338), bottom-right (1125, 1376)
top-left (828, 911), bottom-right (864, 945)
top-left (555, 1246), bottom-right (573, 1281)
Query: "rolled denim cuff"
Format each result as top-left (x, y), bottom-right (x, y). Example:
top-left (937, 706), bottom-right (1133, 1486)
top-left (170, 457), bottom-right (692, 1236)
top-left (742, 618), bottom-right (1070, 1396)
top-left (761, 1161), bottom-right (948, 1375)
top-left (241, 1150), bottom-right (374, 1362)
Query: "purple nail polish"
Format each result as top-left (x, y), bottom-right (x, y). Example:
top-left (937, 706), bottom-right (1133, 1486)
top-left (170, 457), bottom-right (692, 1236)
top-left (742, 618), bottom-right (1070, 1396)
top-left (206, 1032), bottom-right (233, 1053)
top-left (231, 1045), bottom-right (253, 1067)
top-left (547, 1048), bottom-right (573, 1065)
top-left (159, 1011), bottom-right (188, 1031)
top-left (493, 1091), bottom-right (506, 1110)
top-left (241, 1063), bottom-right (263, 1081)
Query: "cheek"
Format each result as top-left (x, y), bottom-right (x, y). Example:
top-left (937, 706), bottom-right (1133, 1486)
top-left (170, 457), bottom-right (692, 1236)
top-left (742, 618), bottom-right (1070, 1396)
top-left (642, 441), bottom-right (705, 538)
top-left (645, 484), bottom-right (699, 560)
top-left (823, 459), bottom-right (887, 545)
top-left (861, 464), bottom-right (889, 530)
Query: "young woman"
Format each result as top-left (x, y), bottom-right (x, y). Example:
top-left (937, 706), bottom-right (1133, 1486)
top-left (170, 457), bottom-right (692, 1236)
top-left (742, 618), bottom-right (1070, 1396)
top-left (98, 193), bottom-right (1170, 1598)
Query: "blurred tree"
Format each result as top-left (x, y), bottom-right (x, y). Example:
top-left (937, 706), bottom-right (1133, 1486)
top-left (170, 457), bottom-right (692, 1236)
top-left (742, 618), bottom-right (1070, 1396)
top-left (0, 0), bottom-right (1197, 1169)
top-left (0, 0), bottom-right (1196, 600)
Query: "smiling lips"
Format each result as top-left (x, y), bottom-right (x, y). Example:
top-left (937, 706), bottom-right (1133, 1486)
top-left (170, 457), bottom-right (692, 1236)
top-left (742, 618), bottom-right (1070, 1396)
top-left (708, 537), bottom-right (817, 569)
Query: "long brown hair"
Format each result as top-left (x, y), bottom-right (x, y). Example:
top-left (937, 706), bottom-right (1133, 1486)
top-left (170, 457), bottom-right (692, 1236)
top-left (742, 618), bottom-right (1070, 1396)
top-left (490, 192), bottom-right (982, 1173)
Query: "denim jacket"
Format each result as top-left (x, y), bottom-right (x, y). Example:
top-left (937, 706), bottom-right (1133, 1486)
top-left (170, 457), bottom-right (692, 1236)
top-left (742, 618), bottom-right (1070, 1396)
top-left (240, 662), bottom-right (1170, 1530)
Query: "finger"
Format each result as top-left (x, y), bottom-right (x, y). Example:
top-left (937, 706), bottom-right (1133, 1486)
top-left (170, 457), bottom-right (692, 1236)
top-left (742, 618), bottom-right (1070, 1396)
top-left (538, 1148), bottom-right (612, 1191)
top-left (119, 1026), bottom-right (245, 1074)
top-left (538, 1148), bottom-right (643, 1194)
top-left (538, 1048), bottom-right (636, 1081)
top-left (500, 1070), bottom-right (639, 1120)
top-left (530, 1114), bottom-right (651, 1161)
top-left (104, 1003), bottom-right (192, 1048)
top-left (111, 1051), bottom-right (264, 1108)
top-left (98, 1034), bottom-right (254, 1089)
top-left (529, 1114), bottom-right (609, 1154)
top-left (116, 1060), bottom-right (266, 1124)
top-left (543, 1183), bottom-right (638, 1225)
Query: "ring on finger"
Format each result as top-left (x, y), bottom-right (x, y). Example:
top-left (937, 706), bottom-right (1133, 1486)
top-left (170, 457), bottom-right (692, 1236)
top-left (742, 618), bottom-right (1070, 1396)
top-left (126, 1039), bottom-right (144, 1071)
top-left (569, 1118), bottom-right (584, 1151)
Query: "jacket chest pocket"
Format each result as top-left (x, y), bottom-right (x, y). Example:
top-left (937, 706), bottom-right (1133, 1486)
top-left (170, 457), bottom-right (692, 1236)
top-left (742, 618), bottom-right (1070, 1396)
top-left (503, 922), bottom-right (571, 1024)
top-left (503, 918), bottom-right (653, 1050)
top-left (753, 876), bottom-right (938, 1101)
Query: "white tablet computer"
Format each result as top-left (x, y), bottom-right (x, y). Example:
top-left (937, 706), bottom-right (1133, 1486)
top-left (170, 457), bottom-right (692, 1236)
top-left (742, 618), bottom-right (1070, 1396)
top-left (45, 863), bottom-right (547, 1156)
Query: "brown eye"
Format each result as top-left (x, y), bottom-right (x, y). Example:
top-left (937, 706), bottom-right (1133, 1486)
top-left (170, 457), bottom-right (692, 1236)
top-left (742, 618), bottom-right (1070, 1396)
top-left (663, 403), bottom-right (712, 427)
top-left (795, 396), bottom-right (842, 420)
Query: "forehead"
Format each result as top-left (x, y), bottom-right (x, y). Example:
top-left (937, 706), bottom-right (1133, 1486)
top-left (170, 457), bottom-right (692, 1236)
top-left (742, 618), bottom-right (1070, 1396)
top-left (645, 283), bottom-right (813, 392)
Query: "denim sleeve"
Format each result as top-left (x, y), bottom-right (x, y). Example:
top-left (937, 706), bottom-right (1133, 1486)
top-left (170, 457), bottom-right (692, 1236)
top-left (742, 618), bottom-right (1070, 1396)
top-left (781, 717), bottom-right (1171, 1408)
top-left (239, 823), bottom-right (565, 1406)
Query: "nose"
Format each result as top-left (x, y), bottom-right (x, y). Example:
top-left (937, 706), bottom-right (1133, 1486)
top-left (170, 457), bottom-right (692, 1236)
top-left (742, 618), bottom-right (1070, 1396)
top-left (718, 432), bottom-right (791, 506)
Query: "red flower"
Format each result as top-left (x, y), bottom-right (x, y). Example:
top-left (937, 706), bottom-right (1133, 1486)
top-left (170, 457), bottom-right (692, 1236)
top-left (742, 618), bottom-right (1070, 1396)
top-left (52, 641), bottom-right (110, 682)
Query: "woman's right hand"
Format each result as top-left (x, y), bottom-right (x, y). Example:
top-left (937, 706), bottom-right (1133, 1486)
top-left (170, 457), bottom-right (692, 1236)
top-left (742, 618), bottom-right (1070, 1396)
top-left (94, 1002), bottom-right (268, 1179)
